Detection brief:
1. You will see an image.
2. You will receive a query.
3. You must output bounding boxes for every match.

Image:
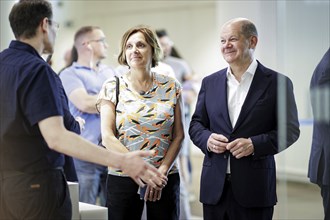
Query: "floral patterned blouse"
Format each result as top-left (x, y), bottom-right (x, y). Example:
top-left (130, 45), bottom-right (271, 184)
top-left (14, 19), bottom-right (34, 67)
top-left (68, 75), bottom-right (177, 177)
top-left (97, 72), bottom-right (182, 176)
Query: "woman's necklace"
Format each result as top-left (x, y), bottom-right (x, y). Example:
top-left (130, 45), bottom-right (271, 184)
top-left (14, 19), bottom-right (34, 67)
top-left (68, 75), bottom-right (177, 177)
top-left (127, 71), bottom-right (154, 95)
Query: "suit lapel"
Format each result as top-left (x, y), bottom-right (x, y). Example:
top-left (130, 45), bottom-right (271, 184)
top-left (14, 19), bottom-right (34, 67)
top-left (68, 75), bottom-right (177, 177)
top-left (216, 69), bottom-right (233, 131)
top-left (233, 62), bottom-right (271, 131)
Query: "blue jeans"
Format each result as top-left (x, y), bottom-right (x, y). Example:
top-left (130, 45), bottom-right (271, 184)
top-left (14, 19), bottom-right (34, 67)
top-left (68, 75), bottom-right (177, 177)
top-left (74, 159), bottom-right (107, 206)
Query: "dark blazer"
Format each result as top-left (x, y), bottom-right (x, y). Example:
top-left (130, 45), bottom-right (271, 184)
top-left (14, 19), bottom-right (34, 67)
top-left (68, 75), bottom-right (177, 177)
top-left (308, 48), bottom-right (330, 186)
top-left (189, 61), bottom-right (300, 207)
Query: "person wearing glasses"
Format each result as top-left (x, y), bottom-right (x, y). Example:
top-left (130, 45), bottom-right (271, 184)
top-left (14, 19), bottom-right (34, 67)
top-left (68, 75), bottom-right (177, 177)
top-left (60, 26), bottom-right (116, 206)
top-left (0, 1), bottom-right (167, 219)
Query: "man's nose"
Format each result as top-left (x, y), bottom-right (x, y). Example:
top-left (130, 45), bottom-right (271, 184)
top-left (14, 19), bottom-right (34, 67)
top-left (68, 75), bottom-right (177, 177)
top-left (223, 41), bottom-right (231, 48)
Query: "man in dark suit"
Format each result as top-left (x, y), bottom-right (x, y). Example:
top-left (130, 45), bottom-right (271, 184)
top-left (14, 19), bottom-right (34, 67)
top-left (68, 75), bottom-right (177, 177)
top-left (189, 17), bottom-right (300, 220)
top-left (308, 48), bottom-right (330, 220)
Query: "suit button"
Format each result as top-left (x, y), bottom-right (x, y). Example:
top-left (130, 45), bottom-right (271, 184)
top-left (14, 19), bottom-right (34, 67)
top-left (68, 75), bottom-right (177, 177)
top-left (224, 155), bottom-right (227, 159)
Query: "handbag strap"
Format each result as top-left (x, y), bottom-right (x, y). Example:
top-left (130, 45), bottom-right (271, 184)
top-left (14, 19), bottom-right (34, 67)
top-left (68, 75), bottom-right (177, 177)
top-left (115, 76), bottom-right (119, 108)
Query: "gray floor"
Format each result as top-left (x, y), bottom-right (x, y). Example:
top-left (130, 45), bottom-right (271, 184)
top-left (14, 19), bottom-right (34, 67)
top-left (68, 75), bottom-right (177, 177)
top-left (188, 153), bottom-right (324, 220)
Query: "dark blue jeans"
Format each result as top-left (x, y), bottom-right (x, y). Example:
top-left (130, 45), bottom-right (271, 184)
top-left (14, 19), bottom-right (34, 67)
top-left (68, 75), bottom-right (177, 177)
top-left (0, 169), bottom-right (71, 220)
top-left (74, 159), bottom-right (107, 206)
top-left (107, 173), bottom-right (180, 220)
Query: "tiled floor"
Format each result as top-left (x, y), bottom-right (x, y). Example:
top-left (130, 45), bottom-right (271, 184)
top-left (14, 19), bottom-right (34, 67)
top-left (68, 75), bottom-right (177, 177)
top-left (188, 153), bottom-right (324, 220)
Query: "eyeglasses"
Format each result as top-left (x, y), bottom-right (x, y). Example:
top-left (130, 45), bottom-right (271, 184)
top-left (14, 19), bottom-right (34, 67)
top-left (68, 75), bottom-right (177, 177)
top-left (47, 19), bottom-right (59, 31)
top-left (88, 38), bottom-right (107, 45)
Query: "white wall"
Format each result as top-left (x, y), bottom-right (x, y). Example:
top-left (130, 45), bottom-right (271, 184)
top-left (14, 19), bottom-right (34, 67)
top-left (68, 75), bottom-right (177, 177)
top-left (0, 1), bottom-right (15, 50)
top-left (51, 1), bottom-right (219, 76)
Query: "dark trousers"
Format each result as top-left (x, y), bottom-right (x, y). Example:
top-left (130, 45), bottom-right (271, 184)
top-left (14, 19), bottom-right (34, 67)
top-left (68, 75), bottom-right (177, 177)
top-left (203, 175), bottom-right (273, 220)
top-left (318, 184), bottom-right (330, 220)
top-left (0, 169), bottom-right (71, 220)
top-left (317, 154), bottom-right (330, 220)
top-left (107, 173), bottom-right (180, 220)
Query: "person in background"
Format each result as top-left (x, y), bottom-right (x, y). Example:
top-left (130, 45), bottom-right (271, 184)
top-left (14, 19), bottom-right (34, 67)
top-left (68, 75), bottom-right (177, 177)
top-left (156, 30), bottom-right (193, 83)
top-left (156, 29), bottom-right (195, 219)
top-left (45, 47), bottom-right (83, 183)
top-left (189, 17), bottom-right (300, 220)
top-left (308, 47), bottom-right (330, 220)
top-left (97, 25), bottom-right (184, 220)
top-left (0, 1), bottom-right (167, 219)
top-left (63, 47), bottom-right (74, 66)
top-left (60, 26), bottom-right (115, 206)
top-left (58, 46), bottom-right (78, 75)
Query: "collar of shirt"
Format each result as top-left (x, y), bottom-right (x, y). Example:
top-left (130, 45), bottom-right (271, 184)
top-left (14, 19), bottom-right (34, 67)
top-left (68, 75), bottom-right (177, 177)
top-left (72, 62), bottom-right (109, 74)
top-left (73, 62), bottom-right (94, 71)
top-left (226, 58), bottom-right (258, 82)
top-left (9, 40), bottom-right (43, 61)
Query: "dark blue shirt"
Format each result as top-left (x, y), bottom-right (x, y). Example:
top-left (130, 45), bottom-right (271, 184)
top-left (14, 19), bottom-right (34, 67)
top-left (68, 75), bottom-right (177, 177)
top-left (0, 40), bottom-right (79, 173)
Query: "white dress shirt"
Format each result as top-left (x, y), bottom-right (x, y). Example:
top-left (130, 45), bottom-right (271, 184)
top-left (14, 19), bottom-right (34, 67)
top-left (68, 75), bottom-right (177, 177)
top-left (226, 59), bottom-right (258, 173)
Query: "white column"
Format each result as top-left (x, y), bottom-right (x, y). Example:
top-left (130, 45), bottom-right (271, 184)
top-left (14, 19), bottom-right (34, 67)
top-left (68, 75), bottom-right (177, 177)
top-left (0, 1), bottom-right (15, 51)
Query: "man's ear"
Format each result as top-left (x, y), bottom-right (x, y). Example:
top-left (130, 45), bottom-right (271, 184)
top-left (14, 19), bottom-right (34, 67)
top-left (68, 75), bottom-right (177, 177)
top-left (41, 17), bottom-right (49, 33)
top-left (249, 36), bottom-right (258, 49)
top-left (82, 42), bottom-right (92, 50)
